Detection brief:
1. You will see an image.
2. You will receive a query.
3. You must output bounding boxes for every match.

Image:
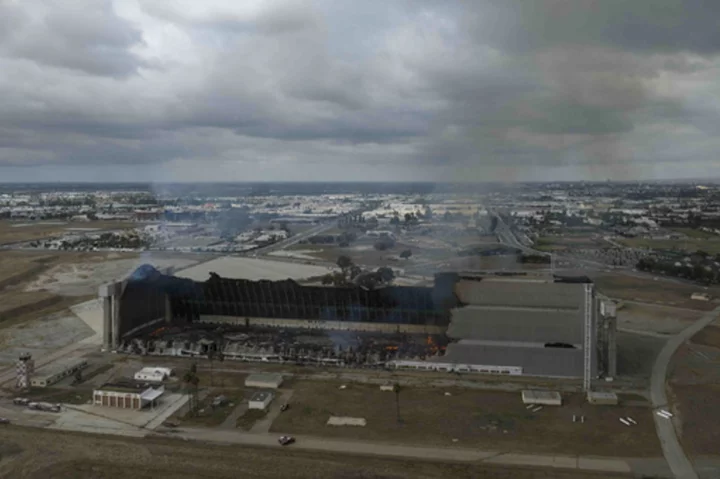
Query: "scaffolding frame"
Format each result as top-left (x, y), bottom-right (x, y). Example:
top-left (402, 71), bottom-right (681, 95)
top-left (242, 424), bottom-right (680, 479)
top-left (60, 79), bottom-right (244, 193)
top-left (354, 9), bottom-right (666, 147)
top-left (583, 283), bottom-right (593, 392)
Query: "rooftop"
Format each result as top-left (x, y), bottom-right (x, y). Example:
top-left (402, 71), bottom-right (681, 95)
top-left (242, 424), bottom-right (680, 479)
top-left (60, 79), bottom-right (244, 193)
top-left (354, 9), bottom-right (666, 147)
top-left (250, 391), bottom-right (274, 402)
top-left (96, 381), bottom-right (155, 394)
top-left (33, 358), bottom-right (88, 379)
top-left (447, 306), bottom-right (583, 344)
top-left (455, 279), bottom-right (585, 309)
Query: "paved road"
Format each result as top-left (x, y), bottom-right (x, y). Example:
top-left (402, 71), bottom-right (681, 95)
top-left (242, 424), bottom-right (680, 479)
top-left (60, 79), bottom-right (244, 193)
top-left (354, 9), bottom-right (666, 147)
top-left (248, 222), bottom-right (335, 256)
top-left (169, 427), bottom-right (632, 474)
top-left (650, 305), bottom-right (720, 479)
top-left (1, 399), bottom-right (633, 475)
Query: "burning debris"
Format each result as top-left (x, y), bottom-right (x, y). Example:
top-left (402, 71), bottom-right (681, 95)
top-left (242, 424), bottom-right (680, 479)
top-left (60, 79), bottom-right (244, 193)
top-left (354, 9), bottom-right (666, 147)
top-left (119, 324), bottom-right (448, 367)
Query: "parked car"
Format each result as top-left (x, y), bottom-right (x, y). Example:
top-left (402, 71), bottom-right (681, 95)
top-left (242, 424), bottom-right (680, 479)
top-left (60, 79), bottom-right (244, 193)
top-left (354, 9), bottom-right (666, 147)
top-left (211, 395), bottom-right (228, 408)
top-left (0, 417), bottom-right (10, 425)
top-left (280, 404), bottom-right (289, 412)
top-left (278, 435), bottom-right (295, 446)
top-left (13, 398), bottom-right (29, 406)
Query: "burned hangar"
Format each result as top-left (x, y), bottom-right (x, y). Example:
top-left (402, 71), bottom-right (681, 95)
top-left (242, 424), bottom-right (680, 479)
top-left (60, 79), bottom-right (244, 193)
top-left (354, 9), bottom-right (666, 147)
top-left (100, 266), bottom-right (616, 381)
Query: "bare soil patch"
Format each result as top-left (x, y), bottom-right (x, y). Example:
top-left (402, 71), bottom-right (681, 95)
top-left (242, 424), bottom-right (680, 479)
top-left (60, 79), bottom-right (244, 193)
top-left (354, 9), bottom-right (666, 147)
top-left (691, 325), bottom-right (720, 349)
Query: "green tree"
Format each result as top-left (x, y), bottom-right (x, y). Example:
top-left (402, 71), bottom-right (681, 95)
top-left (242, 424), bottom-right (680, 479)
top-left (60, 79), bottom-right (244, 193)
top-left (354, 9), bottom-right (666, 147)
top-left (183, 363), bottom-right (200, 417)
top-left (377, 267), bottom-right (395, 283)
top-left (336, 255), bottom-right (353, 272)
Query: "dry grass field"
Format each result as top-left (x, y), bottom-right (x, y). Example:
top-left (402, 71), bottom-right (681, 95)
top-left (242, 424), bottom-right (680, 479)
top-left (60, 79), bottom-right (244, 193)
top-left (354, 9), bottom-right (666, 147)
top-left (593, 274), bottom-right (719, 311)
top-left (270, 381), bottom-right (660, 457)
top-left (669, 341), bottom-right (720, 459)
top-left (618, 236), bottom-right (720, 255)
top-left (0, 252), bottom-right (119, 330)
top-left (691, 325), bottom-right (720, 349)
top-left (174, 388), bottom-right (248, 428)
top-left (535, 235), bottom-right (599, 252)
top-left (0, 427), bottom-right (630, 479)
top-left (0, 220), bottom-right (137, 245)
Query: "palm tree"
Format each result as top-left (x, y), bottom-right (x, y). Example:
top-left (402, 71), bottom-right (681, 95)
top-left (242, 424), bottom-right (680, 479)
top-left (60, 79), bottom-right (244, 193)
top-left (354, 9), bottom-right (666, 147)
top-left (207, 349), bottom-right (215, 387)
top-left (393, 382), bottom-right (402, 423)
top-left (183, 362), bottom-right (200, 416)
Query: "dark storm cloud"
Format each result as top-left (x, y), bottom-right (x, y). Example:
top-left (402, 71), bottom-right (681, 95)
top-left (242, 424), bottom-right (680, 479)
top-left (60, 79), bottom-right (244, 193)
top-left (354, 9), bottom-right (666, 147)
top-left (463, 0), bottom-right (720, 55)
top-left (1, 1), bottom-right (146, 77)
top-left (1, 0), bottom-right (720, 180)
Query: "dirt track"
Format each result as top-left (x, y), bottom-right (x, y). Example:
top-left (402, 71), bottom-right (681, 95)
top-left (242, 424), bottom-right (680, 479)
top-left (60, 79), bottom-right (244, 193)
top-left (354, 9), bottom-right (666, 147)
top-left (0, 426), bottom-right (630, 479)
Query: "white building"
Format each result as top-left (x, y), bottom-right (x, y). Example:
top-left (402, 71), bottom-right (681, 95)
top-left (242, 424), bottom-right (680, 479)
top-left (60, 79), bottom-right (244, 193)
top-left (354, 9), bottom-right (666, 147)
top-left (248, 391), bottom-right (274, 410)
top-left (93, 383), bottom-right (164, 409)
top-left (134, 367), bottom-right (173, 382)
top-left (691, 292), bottom-right (712, 302)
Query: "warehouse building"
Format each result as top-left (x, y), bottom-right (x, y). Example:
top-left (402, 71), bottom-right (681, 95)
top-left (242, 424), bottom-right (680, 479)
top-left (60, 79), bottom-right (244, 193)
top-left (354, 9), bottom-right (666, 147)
top-left (93, 382), bottom-right (164, 409)
top-left (134, 367), bottom-right (173, 382)
top-left (30, 358), bottom-right (89, 388)
top-left (101, 267), bottom-right (615, 383)
top-left (437, 277), bottom-right (600, 379)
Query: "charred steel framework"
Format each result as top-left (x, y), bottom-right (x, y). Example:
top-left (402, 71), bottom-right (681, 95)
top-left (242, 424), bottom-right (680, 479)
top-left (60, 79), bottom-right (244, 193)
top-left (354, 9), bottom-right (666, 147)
top-left (169, 277), bottom-right (453, 326)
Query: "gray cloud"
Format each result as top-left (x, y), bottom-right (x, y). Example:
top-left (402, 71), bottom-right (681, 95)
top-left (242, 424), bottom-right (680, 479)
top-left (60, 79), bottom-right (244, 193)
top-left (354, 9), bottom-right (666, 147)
top-left (1, 1), bottom-right (146, 77)
top-left (1, 0), bottom-right (720, 181)
top-left (463, 0), bottom-right (720, 55)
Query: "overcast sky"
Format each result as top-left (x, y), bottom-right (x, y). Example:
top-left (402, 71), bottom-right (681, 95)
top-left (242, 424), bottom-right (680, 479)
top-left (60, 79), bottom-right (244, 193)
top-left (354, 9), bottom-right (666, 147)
top-left (1, 0), bottom-right (720, 183)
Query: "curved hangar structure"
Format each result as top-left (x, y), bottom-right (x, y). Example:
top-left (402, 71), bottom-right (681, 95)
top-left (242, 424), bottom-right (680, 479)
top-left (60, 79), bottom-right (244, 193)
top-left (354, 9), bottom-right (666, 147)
top-left (100, 269), bottom-right (616, 380)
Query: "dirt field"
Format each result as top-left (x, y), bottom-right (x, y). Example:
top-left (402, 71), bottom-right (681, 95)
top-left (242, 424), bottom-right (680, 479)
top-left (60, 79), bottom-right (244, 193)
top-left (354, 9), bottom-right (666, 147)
top-left (535, 235), bottom-right (599, 252)
top-left (270, 381), bottom-right (660, 457)
top-left (616, 302), bottom-right (702, 335)
top-left (618, 236), bottom-right (720, 255)
top-left (0, 427), bottom-right (629, 479)
top-left (669, 342), bottom-right (720, 459)
top-left (0, 220), bottom-right (137, 245)
top-left (593, 274), bottom-right (719, 311)
top-left (691, 325), bottom-right (720, 349)
top-left (671, 383), bottom-right (720, 457)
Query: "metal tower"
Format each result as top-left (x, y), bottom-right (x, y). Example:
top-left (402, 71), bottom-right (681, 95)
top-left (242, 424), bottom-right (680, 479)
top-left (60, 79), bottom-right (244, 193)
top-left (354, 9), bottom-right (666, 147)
top-left (583, 283), bottom-right (594, 392)
top-left (15, 353), bottom-right (34, 390)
